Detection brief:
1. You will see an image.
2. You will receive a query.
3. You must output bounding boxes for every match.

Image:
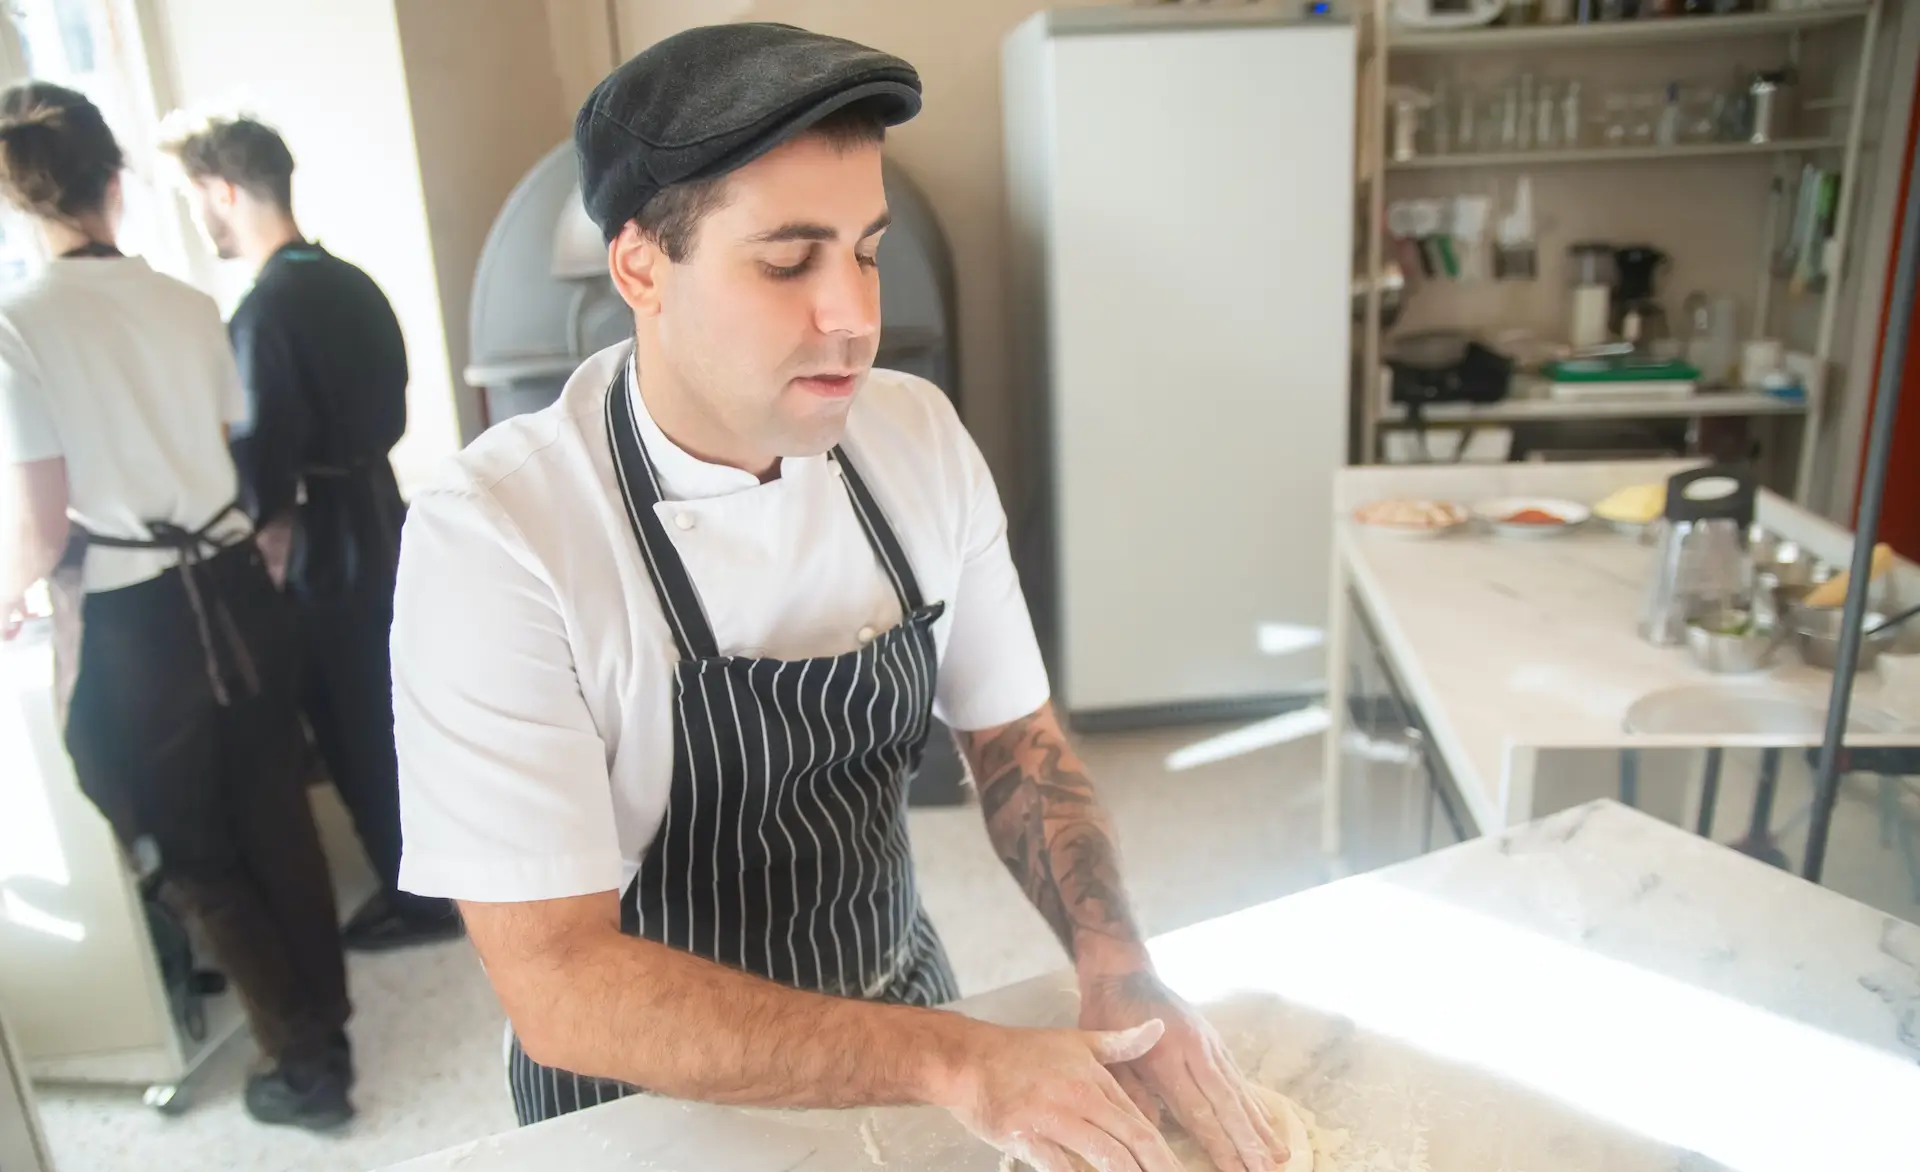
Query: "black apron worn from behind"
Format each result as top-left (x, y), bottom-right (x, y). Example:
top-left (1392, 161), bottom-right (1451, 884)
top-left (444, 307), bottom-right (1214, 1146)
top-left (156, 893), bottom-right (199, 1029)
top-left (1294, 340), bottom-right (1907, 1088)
top-left (53, 507), bottom-right (352, 1063)
top-left (507, 364), bottom-right (961, 1125)
top-left (76, 503), bottom-right (262, 702)
top-left (49, 501), bottom-right (260, 736)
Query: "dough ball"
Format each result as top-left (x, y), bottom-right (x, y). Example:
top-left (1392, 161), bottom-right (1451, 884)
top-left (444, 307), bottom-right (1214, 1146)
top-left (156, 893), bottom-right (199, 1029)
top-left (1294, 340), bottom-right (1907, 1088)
top-left (1064, 1084), bottom-right (1315, 1172)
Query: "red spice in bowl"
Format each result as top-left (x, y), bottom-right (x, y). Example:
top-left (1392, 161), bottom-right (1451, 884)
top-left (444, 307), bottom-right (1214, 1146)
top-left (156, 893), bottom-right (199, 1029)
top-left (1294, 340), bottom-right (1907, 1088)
top-left (1503, 508), bottom-right (1565, 526)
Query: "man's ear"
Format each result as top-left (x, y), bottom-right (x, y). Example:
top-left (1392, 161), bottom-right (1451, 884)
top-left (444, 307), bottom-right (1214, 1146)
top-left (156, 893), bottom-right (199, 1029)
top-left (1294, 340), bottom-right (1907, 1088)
top-left (609, 222), bottom-right (666, 318)
top-left (211, 178), bottom-right (240, 213)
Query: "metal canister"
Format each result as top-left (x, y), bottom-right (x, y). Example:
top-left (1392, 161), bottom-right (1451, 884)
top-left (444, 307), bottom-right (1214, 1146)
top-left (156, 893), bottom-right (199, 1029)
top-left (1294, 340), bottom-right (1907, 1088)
top-left (1748, 71), bottom-right (1786, 145)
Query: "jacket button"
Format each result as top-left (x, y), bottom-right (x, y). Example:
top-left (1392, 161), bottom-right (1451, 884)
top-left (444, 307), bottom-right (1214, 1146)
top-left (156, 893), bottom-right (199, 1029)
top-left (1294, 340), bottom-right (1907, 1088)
top-left (857, 625), bottom-right (877, 644)
top-left (674, 512), bottom-right (695, 531)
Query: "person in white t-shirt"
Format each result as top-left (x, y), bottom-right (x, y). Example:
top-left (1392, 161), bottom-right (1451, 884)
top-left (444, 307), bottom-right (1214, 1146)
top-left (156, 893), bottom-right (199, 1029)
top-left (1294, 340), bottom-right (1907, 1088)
top-left (390, 25), bottom-right (1287, 1172)
top-left (0, 82), bottom-right (353, 1131)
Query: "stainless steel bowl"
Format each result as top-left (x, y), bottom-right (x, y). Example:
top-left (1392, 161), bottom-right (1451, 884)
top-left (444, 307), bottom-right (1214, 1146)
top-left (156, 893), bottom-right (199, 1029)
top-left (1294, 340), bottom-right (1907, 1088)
top-left (1788, 605), bottom-right (1897, 671)
top-left (1685, 610), bottom-right (1780, 674)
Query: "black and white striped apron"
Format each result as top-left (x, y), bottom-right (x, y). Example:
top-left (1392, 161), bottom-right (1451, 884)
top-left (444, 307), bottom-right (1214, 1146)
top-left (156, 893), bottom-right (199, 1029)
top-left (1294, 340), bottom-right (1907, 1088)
top-left (506, 363), bottom-right (961, 1125)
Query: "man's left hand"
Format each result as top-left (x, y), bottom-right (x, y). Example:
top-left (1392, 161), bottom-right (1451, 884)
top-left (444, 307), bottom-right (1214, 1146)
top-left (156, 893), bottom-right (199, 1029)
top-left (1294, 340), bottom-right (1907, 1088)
top-left (1079, 968), bottom-right (1288, 1172)
top-left (254, 513), bottom-right (295, 590)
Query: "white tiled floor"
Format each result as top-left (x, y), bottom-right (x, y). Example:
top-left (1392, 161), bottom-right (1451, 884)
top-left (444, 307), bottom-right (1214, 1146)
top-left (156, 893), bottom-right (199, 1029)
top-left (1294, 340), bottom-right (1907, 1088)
top-left (915, 726), bottom-right (1332, 999)
top-left (28, 722), bottom-right (1920, 1172)
top-left (30, 726), bottom-right (1331, 1172)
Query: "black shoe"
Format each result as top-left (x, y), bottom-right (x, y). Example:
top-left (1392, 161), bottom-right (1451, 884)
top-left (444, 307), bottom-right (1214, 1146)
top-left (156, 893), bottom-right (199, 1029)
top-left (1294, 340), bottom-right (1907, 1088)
top-left (327, 1028), bottom-right (354, 1083)
top-left (342, 894), bottom-right (463, 953)
top-left (244, 1061), bottom-right (353, 1131)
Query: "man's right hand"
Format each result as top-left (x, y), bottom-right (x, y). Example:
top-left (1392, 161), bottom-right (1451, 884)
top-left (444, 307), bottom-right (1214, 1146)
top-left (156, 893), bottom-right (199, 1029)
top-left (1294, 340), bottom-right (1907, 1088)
top-left (929, 1018), bottom-right (1184, 1172)
top-left (462, 894), bottom-right (1190, 1158)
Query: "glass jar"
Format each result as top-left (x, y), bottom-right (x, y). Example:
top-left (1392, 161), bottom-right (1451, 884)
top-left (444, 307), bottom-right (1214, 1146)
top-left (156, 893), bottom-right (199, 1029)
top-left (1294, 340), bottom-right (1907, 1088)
top-left (1600, 93), bottom-right (1632, 147)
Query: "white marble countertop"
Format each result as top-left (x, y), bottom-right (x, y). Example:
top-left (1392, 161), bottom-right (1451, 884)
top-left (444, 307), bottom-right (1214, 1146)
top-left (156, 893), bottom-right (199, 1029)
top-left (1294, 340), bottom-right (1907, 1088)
top-left (1329, 460), bottom-right (1920, 834)
top-left (383, 802), bottom-right (1920, 1172)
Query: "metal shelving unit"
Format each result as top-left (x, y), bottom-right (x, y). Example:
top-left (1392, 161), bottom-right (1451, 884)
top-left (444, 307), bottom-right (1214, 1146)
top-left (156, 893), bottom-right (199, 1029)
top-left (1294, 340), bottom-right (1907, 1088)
top-left (1391, 4), bottom-right (1874, 53)
top-left (1384, 136), bottom-right (1845, 170)
top-left (1354, 1), bottom-right (1886, 500)
top-left (1806, 116), bottom-right (1917, 884)
top-left (1377, 388), bottom-right (1808, 423)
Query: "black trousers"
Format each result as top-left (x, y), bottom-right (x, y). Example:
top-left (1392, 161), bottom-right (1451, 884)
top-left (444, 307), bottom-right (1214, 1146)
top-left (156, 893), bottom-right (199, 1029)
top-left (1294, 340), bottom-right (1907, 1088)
top-left (65, 544), bottom-right (350, 1063)
top-left (299, 585), bottom-right (442, 919)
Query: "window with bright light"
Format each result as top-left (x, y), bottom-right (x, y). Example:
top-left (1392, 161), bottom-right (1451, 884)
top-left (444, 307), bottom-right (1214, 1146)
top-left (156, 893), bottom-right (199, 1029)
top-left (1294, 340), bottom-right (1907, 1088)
top-left (0, 0), bottom-right (190, 282)
top-left (0, 0), bottom-right (190, 621)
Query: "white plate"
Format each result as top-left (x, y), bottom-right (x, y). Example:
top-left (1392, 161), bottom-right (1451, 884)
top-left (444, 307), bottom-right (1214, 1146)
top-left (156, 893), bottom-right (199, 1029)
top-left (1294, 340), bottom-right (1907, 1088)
top-left (1471, 496), bottom-right (1591, 539)
top-left (1601, 516), bottom-right (1663, 546)
top-left (1624, 683), bottom-right (1899, 738)
top-left (1358, 518), bottom-right (1467, 541)
top-left (1352, 500), bottom-right (1467, 540)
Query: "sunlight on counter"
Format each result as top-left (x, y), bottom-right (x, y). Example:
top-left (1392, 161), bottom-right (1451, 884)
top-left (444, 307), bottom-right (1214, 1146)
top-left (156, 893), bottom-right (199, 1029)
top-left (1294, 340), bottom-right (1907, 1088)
top-left (1151, 876), bottom-right (1915, 1172)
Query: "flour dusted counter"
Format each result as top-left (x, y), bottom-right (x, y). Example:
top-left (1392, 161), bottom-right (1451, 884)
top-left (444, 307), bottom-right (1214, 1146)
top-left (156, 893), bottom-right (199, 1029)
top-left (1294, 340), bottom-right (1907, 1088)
top-left (382, 802), bottom-right (1919, 1171)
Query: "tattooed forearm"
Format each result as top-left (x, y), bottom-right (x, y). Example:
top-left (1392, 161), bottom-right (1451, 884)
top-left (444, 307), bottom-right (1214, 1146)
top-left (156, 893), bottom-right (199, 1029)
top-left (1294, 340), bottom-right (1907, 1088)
top-left (960, 703), bottom-right (1142, 959)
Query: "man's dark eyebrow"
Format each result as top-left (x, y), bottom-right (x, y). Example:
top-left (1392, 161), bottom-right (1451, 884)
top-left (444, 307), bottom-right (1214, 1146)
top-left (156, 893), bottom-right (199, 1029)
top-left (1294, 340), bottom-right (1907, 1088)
top-left (748, 222), bottom-right (835, 244)
top-left (747, 211), bottom-right (892, 245)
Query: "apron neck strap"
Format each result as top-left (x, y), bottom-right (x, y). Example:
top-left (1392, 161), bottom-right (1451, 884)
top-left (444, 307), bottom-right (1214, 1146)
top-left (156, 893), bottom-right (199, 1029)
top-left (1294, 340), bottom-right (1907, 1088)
top-left (605, 363), bottom-right (721, 662)
top-left (603, 358), bottom-right (927, 663)
top-left (829, 446), bottom-right (925, 613)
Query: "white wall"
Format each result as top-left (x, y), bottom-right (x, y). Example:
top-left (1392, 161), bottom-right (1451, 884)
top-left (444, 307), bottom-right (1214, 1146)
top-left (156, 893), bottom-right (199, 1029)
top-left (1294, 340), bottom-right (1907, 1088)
top-left (395, 0), bottom-right (571, 442)
top-left (544, 0), bottom-right (619, 115)
top-left (141, 0), bottom-right (458, 489)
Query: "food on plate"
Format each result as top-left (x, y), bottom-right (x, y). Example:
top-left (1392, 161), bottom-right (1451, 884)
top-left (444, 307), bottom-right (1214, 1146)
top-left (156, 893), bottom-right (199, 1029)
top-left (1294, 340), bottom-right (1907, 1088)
top-left (1502, 507), bottom-right (1566, 526)
top-left (1353, 498), bottom-right (1464, 530)
top-left (1595, 482), bottom-right (1665, 524)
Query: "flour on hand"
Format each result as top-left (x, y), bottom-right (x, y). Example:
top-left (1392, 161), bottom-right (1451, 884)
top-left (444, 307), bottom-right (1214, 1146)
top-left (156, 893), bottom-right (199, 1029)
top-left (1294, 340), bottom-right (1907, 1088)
top-left (1160, 1085), bottom-right (1317, 1172)
top-left (858, 1114), bottom-right (886, 1166)
top-left (1052, 1084), bottom-right (1322, 1172)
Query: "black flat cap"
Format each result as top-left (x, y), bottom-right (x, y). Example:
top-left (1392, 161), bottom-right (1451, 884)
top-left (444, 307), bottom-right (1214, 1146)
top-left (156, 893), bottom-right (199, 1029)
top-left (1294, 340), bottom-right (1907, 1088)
top-left (575, 22), bottom-right (921, 241)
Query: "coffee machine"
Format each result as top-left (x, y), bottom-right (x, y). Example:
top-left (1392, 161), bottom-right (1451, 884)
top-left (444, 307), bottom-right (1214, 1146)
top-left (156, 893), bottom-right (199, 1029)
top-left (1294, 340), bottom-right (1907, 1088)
top-left (1612, 245), bottom-right (1670, 344)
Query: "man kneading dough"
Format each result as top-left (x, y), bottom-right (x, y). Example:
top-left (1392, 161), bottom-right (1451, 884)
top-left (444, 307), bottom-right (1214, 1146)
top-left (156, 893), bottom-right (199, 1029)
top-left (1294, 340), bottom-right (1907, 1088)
top-left (391, 22), bottom-right (1292, 1172)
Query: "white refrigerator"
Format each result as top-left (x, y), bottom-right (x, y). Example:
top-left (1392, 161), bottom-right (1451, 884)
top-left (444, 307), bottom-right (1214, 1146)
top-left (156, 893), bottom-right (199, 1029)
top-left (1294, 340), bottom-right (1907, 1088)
top-left (1003, 4), bottom-right (1356, 723)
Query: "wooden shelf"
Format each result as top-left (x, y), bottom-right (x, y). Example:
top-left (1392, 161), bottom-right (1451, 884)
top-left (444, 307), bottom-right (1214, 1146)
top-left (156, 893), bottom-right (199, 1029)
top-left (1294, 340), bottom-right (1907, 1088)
top-left (1386, 137), bottom-right (1844, 170)
top-left (1378, 389), bottom-right (1808, 425)
top-left (1390, 6), bottom-right (1871, 55)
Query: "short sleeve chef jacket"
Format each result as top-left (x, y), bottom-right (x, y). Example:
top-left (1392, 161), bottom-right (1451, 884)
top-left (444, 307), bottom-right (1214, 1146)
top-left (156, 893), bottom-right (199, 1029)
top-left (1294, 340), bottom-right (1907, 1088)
top-left (0, 256), bottom-right (249, 592)
top-left (393, 343), bottom-right (1050, 904)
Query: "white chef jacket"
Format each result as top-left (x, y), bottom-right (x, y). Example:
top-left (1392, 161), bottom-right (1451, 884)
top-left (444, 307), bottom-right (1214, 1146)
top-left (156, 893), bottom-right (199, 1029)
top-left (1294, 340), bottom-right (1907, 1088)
top-left (0, 256), bottom-right (250, 592)
top-left (393, 343), bottom-right (1050, 904)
